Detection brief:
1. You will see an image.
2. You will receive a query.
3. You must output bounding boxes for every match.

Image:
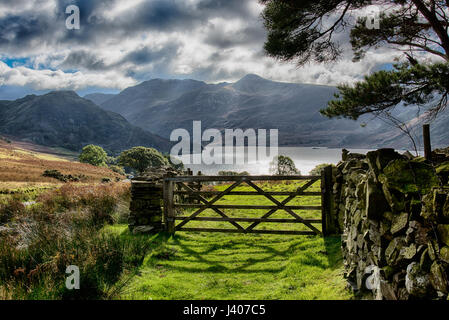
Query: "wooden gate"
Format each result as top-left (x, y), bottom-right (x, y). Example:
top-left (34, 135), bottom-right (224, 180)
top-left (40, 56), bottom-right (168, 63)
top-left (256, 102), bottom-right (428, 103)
top-left (163, 167), bottom-right (333, 237)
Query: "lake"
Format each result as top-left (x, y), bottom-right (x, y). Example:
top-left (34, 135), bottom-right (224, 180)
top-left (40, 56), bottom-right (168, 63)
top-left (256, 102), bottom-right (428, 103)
top-left (181, 147), bottom-right (375, 175)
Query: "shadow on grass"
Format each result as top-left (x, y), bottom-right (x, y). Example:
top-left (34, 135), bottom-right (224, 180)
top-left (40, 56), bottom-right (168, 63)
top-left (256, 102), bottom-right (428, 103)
top-left (117, 227), bottom-right (344, 278)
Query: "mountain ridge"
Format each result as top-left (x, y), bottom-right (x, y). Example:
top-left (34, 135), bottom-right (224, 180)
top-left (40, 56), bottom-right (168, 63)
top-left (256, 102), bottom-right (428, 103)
top-left (96, 74), bottom-right (449, 150)
top-left (0, 91), bottom-right (169, 154)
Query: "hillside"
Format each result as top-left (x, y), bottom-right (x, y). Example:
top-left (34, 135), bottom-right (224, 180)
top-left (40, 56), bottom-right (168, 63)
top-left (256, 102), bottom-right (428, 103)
top-left (99, 75), bottom-right (449, 149)
top-left (0, 138), bottom-right (124, 200)
top-left (0, 91), bottom-right (169, 154)
top-left (84, 93), bottom-right (116, 105)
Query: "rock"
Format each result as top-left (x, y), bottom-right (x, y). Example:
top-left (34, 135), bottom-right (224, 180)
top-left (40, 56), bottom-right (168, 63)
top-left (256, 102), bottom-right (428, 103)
top-left (401, 244), bottom-right (417, 260)
top-left (379, 160), bottom-right (440, 195)
top-left (132, 225), bottom-right (155, 234)
top-left (342, 149), bottom-right (349, 161)
top-left (438, 225), bottom-right (449, 246)
top-left (379, 280), bottom-right (397, 300)
top-left (440, 246), bottom-right (449, 264)
top-left (429, 262), bottom-right (448, 293)
top-left (405, 262), bottom-right (430, 298)
top-left (436, 161), bottom-right (449, 185)
top-left (442, 194), bottom-right (449, 223)
top-left (383, 185), bottom-right (406, 213)
top-left (419, 248), bottom-right (432, 271)
top-left (391, 212), bottom-right (409, 235)
top-left (428, 241), bottom-right (438, 261)
top-left (386, 237), bottom-right (406, 266)
top-left (402, 151), bottom-right (416, 160)
top-left (366, 149), bottom-right (403, 180)
top-left (366, 177), bottom-right (390, 220)
top-left (421, 193), bottom-right (437, 220)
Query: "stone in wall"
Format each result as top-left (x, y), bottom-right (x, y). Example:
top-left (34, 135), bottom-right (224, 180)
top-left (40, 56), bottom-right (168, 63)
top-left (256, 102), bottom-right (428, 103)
top-left (335, 148), bottom-right (449, 300)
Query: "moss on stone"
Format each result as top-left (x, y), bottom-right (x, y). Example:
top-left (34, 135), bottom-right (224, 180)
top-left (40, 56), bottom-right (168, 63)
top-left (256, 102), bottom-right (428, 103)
top-left (379, 160), bottom-right (439, 195)
top-left (440, 246), bottom-right (449, 264)
top-left (436, 161), bottom-right (449, 175)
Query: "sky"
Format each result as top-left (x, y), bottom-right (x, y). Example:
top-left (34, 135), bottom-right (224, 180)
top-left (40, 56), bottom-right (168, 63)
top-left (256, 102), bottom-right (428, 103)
top-left (0, 0), bottom-right (412, 100)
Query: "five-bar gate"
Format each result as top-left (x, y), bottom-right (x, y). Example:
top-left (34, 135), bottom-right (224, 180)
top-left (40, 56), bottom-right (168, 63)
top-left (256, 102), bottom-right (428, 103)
top-left (163, 167), bottom-right (334, 237)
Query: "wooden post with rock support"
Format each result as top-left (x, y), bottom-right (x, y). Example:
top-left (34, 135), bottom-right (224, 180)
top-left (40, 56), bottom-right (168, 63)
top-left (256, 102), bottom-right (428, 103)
top-left (321, 165), bottom-right (337, 236)
top-left (423, 124), bottom-right (432, 161)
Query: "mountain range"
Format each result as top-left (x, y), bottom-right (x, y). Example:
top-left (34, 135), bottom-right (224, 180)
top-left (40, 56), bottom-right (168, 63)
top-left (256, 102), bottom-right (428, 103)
top-left (0, 74), bottom-right (447, 155)
top-left (0, 91), bottom-right (168, 154)
top-left (95, 74), bottom-right (449, 150)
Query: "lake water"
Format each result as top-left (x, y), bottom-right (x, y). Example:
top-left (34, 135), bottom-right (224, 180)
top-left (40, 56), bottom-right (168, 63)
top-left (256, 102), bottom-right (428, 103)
top-left (181, 147), bottom-right (374, 175)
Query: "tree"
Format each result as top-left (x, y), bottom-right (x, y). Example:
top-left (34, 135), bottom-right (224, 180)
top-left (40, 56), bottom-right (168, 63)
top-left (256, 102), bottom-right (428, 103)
top-left (269, 155), bottom-right (300, 175)
top-left (163, 153), bottom-right (185, 171)
top-left (261, 1), bottom-right (449, 125)
top-left (310, 163), bottom-right (335, 176)
top-left (118, 147), bottom-right (169, 174)
top-left (78, 145), bottom-right (107, 167)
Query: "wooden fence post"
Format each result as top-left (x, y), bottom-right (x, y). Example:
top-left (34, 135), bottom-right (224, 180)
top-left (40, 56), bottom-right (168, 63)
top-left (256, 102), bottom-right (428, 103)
top-left (321, 165), bottom-right (335, 236)
top-left (423, 124), bottom-right (432, 161)
top-left (163, 180), bottom-right (175, 234)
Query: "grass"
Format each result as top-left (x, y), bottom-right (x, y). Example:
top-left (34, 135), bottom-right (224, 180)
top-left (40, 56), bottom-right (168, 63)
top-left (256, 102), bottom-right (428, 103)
top-left (0, 140), bottom-right (351, 300)
top-left (114, 180), bottom-right (351, 300)
top-left (0, 182), bottom-right (145, 300)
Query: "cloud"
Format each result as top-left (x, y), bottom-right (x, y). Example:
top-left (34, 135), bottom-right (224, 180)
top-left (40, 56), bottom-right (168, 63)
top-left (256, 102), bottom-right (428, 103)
top-left (0, 61), bottom-right (136, 90)
top-left (0, 0), bottom-right (424, 97)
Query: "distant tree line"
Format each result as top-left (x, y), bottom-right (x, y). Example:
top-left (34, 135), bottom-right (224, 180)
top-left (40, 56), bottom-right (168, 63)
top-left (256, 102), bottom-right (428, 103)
top-left (78, 145), bottom-right (184, 176)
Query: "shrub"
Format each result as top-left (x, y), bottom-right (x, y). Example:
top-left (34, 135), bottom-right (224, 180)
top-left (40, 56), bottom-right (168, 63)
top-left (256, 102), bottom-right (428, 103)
top-left (42, 170), bottom-right (83, 183)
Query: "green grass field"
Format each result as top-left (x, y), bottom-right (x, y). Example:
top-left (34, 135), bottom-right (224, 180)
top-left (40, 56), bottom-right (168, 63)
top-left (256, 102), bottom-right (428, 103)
top-left (107, 181), bottom-right (352, 300)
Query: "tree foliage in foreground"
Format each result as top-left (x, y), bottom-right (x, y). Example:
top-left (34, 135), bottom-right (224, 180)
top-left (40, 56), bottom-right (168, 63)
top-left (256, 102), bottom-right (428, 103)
top-left (261, 0), bottom-right (449, 120)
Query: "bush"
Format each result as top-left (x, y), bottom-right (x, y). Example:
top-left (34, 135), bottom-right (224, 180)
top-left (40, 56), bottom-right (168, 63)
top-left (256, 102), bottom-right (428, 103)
top-left (42, 170), bottom-right (83, 183)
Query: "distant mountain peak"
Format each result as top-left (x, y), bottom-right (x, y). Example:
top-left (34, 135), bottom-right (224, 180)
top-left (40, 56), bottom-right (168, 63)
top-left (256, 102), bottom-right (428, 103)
top-left (45, 90), bottom-right (80, 98)
top-left (237, 74), bottom-right (266, 82)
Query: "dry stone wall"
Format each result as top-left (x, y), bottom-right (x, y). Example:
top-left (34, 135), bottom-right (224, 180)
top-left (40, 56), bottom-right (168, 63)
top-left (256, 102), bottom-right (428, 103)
top-left (128, 166), bottom-right (179, 234)
top-left (334, 148), bottom-right (449, 300)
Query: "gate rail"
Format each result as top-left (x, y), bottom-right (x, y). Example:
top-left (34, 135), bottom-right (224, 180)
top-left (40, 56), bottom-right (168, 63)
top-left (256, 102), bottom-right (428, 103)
top-left (163, 169), bottom-right (334, 237)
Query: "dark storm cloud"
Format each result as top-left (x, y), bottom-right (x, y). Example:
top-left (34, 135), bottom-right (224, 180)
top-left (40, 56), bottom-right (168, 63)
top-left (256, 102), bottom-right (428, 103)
top-left (197, 0), bottom-right (253, 18)
top-left (0, 14), bottom-right (53, 50)
top-left (0, 0), bottom-right (258, 51)
top-left (0, 0), bottom-right (276, 90)
top-left (60, 50), bottom-right (107, 70)
top-left (204, 25), bottom-right (267, 49)
top-left (122, 43), bottom-right (181, 65)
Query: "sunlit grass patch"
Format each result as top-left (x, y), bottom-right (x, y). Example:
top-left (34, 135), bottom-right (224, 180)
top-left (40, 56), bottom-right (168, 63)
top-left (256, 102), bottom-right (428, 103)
top-left (117, 181), bottom-right (351, 300)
